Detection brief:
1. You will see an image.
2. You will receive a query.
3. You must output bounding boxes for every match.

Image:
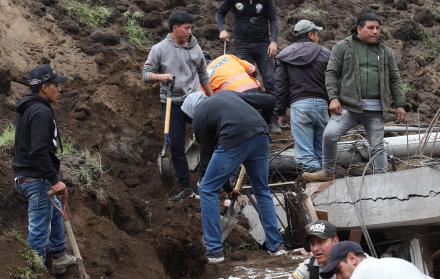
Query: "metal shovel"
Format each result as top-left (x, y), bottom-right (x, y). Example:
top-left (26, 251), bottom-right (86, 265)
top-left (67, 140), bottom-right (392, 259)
top-left (157, 77), bottom-right (176, 191)
top-left (221, 165), bottom-right (246, 242)
top-left (48, 189), bottom-right (89, 279)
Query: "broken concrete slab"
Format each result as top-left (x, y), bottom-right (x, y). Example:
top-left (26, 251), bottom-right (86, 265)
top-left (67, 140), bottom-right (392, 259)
top-left (312, 166), bottom-right (440, 229)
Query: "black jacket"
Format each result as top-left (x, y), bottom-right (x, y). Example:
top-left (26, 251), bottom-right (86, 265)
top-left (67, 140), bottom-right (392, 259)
top-left (274, 38), bottom-right (331, 115)
top-left (12, 94), bottom-right (61, 185)
top-left (192, 91), bottom-right (274, 174)
top-left (215, 0), bottom-right (278, 43)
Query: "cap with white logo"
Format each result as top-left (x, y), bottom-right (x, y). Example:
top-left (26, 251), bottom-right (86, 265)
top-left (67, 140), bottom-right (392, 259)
top-left (293, 19), bottom-right (323, 35)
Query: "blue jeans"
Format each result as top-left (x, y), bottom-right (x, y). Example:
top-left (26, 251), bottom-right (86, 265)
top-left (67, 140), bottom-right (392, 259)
top-left (322, 108), bottom-right (387, 174)
top-left (16, 180), bottom-right (66, 261)
top-left (290, 98), bottom-right (329, 171)
top-left (199, 134), bottom-right (284, 254)
top-left (161, 103), bottom-right (190, 189)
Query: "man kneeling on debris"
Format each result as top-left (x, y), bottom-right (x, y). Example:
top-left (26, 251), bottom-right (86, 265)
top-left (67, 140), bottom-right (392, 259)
top-left (320, 241), bottom-right (431, 279)
top-left (181, 90), bottom-right (287, 263)
top-left (289, 220), bottom-right (339, 279)
top-left (303, 12), bottom-right (407, 182)
top-left (12, 64), bottom-right (76, 273)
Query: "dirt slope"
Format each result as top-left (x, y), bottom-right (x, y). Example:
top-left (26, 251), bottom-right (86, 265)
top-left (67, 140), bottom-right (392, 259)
top-left (0, 0), bottom-right (439, 278)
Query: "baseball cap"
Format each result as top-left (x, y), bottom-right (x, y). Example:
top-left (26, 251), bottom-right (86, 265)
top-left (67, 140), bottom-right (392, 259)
top-left (320, 241), bottom-right (364, 279)
top-left (27, 64), bottom-right (68, 86)
top-left (293, 19), bottom-right (323, 35)
top-left (304, 220), bottom-right (337, 252)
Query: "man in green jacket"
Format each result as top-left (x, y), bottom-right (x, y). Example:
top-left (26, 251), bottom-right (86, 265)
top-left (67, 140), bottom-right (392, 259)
top-left (303, 12), bottom-right (407, 182)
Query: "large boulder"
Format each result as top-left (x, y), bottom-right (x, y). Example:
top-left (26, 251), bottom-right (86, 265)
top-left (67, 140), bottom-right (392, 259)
top-left (90, 28), bottom-right (121, 46)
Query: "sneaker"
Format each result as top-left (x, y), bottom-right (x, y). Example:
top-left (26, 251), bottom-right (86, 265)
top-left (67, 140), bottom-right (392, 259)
top-left (270, 122), bottom-right (282, 134)
top-left (169, 187), bottom-right (193, 202)
top-left (207, 251), bottom-right (225, 264)
top-left (51, 252), bottom-right (77, 274)
top-left (268, 245), bottom-right (288, 256)
top-left (302, 171), bottom-right (335, 182)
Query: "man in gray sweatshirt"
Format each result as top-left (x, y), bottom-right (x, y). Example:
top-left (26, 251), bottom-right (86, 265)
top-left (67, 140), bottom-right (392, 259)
top-left (143, 11), bottom-right (213, 202)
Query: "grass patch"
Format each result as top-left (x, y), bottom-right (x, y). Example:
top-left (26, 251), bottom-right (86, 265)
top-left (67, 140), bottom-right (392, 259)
top-left (65, 0), bottom-right (111, 29)
top-left (74, 149), bottom-right (102, 188)
top-left (0, 122), bottom-right (15, 153)
top-left (299, 7), bottom-right (321, 18)
top-left (123, 11), bottom-right (152, 50)
top-left (415, 28), bottom-right (440, 66)
top-left (401, 82), bottom-right (411, 95)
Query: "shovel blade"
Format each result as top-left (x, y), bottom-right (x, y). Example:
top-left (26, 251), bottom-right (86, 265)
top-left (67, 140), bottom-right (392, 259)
top-left (221, 215), bottom-right (238, 242)
top-left (157, 152), bottom-right (174, 191)
top-left (185, 139), bottom-right (200, 172)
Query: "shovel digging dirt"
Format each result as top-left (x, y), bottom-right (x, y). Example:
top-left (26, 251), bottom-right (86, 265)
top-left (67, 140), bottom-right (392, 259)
top-left (157, 77), bottom-right (176, 191)
top-left (48, 189), bottom-right (90, 279)
top-left (221, 165), bottom-right (246, 242)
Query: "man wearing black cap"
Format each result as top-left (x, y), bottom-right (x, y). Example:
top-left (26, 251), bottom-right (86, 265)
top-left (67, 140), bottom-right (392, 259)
top-left (12, 64), bottom-right (76, 273)
top-left (274, 19), bottom-right (331, 172)
top-left (288, 220), bottom-right (339, 279)
top-left (303, 12), bottom-right (407, 182)
top-left (320, 241), bottom-right (429, 279)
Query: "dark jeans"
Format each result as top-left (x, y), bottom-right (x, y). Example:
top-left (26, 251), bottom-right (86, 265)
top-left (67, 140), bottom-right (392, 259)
top-left (234, 41), bottom-right (277, 123)
top-left (161, 103), bottom-right (190, 189)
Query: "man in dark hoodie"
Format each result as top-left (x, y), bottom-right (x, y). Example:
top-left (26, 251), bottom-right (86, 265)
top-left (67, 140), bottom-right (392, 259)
top-left (274, 20), bottom-right (331, 172)
top-left (303, 12), bottom-right (407, 182)
top-left (12, 64), bottom-right (76, 273)
top-left (143, 11), bottom-right (214, 202)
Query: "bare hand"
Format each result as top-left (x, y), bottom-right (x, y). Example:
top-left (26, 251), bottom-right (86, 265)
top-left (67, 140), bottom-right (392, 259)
top-left (51, 181), bottom-right (66, 193)
top-left (267, 42), bottom-right (278, 58)
top-left (219, 30), bottom-right (230, 42)
top-left (329, 98), bottom-right (342, 115)
top-left (395, 107), bottom-right (406, 123)
top-left (161, 73), bottom-right (174, 83)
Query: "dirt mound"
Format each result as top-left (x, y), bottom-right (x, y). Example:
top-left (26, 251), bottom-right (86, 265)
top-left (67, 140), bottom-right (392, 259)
top-left (152, 199), bottom-right (206, 278)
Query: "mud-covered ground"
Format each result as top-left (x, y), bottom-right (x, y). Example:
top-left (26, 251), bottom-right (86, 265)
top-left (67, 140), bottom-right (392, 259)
top-left (0, 0), bottom-right (439, 278)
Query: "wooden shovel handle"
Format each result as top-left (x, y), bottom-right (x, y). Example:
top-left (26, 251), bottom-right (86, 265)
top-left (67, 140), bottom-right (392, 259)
top-left (234, 165), bottom-right (246, 191)
top-left (164, 97), bottom-right (172, 134)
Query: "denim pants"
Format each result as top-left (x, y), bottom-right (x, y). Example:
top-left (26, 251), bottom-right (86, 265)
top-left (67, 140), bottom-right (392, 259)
top-left (199, 133), bottom-right (284, 254)
top-left (234, 41), bottom-right (277, 123)
top-left (161, 103), bottom-right (190, 189)
top-left (16, 180), bottom-right (66, 261)
top-left (290, 98), bottom-right (329, 171)
top-left (322, 108), bottom-right (387, 174)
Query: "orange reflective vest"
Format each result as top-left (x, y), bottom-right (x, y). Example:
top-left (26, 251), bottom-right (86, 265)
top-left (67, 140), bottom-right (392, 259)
top-left (207, 54), bottom-right (261, 93)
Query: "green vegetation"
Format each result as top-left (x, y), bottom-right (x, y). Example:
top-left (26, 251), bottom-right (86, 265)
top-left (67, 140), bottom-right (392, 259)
top-left (299, 7), bottom-right (321, 18)
top-left (401, 82), bottom-right (411, 95)
top-left (123, 11), bottom-right (152, 50)
top-left (59, 139), bottom-right (75, 158)
top-left (4, 231), bottom-right (44, 278)
top-left (0, 122), bottom-right (15, 152)
top-left (75, 149), bottom-right (102, 188)
top-left (65, 0), bottom-right (111, 29)
top-left (415, 28), bottom-right (440, 66)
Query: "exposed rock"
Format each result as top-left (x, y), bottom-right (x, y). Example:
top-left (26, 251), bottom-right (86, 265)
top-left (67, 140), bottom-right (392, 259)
top-left (393, 20), bottom-right (423, 41)
top-left (90, 28), bottom-right (121, 46)
top-left (0, 66), bottom-right (13, 94)
top-left (413, 9), bottom-right (434, 27)
top-left (58, 18), bottom-right (80, 34)
top-left (141, 11), bottom-right (163, 29)
top-left (414, 0), bottom-right (425, 6)
top-left (394, 0), bottom-right (408, 10)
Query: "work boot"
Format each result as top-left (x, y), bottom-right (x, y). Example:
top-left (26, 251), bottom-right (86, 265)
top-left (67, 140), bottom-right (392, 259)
top-left (268, 244), bottom-right (288, 256)
top-left (302, 171), bottom-right (335, 182)
top-left (169, 187), bottom-right (193, 202)
top-left (51, 251), bottom-right (77, 274)
top-left (270, 122), bottom-right (282, 134)
top-left (206, 251), bottom-right (224, 264)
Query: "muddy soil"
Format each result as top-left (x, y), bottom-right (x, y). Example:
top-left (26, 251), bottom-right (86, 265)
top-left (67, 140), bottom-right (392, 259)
top-left (0, 0), bottom-right (439, 278)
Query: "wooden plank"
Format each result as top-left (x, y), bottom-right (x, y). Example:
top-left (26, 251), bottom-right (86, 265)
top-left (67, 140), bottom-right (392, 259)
top-left (349, 227), bottom-right (363, 243)
top-left (316, 210), bottom-right (328, 221)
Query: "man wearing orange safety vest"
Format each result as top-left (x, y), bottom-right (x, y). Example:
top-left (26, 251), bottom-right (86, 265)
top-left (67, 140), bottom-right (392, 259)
top-left (206, 53), bottom-right (261, 94)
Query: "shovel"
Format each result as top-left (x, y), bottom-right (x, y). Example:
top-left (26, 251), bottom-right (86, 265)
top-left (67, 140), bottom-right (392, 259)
top-left (221, 165), bottom-right (246, 242)
top-left (158, 77), bottom-right (176, 191)
top-left (185, 135), bottom-right (200, 171)
top-left (48, 189), bottom-right (89, 279)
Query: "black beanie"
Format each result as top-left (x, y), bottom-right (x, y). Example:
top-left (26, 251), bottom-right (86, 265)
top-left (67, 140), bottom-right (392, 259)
top-left (357, 12), bottom-right (381, 26)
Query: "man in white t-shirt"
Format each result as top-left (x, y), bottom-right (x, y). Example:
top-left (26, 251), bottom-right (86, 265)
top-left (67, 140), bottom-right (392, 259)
top-left (320, 241), bottom-right (431, 279)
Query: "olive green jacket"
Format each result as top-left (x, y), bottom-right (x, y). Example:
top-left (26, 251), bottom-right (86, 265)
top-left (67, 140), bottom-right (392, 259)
top-left (325, 35), bottom-right (406, 115)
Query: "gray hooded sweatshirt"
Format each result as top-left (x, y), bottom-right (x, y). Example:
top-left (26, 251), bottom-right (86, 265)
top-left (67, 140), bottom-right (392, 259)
top-left (142, 34), bottom-right (209, 103)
